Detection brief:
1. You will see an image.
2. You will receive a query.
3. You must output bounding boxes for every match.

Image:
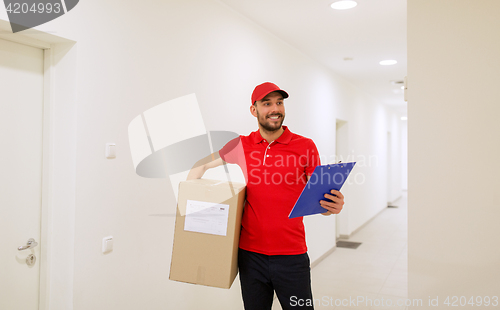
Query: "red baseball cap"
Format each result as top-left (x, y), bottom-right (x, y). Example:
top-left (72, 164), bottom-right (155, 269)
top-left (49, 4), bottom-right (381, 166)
top-left (251, 82), bottom-right (289, 105)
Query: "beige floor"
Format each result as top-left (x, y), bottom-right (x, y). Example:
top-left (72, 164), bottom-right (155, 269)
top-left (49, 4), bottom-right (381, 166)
top-left (273, 192), bottom-right (408, 310)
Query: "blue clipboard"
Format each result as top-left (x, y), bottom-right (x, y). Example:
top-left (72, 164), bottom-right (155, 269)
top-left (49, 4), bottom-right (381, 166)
top-left (289, 162), bottom-right (356, 219)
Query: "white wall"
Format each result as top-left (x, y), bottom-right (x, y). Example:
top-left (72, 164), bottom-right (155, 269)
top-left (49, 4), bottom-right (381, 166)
top-left (408, 0), bottom-right (500, 307)
top-left (2, 0), bottom-right (403, 309)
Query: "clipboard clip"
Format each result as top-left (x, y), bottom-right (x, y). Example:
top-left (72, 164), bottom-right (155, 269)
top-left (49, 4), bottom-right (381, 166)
top-left (328, 161), bottom-right (343, 169)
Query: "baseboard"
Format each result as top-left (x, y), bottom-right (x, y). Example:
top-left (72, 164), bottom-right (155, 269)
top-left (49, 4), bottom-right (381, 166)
top-left (342, 206), bottom-right (387, 239)
top-left (388, 195), bottom-right (403, 206)
top-left (310, 246), bottom-right (336, 269)
top-left (338, 234), bottom-right (350, 240)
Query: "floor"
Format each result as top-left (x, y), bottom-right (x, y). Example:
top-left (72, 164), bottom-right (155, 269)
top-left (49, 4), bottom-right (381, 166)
top-left (273, 192), bottom-right (408, 310)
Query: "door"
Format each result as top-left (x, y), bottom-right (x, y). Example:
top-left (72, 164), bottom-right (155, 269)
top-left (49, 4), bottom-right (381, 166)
top-left (0, 38), bottom-right (44, 309)
top-left (387, 131), bottom-right (393, 204)
top-left (335, 119), bottom-right (349, 239)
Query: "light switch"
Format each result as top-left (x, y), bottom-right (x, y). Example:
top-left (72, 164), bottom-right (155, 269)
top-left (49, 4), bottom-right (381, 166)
top-left (106, 143), bottom-right (116, 159)
top-left (102, 236), bottom-right (113, 253)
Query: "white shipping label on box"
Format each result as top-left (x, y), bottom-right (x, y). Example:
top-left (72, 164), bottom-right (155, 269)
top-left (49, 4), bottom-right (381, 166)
top-left (184, 200), bottom-right (230, 236)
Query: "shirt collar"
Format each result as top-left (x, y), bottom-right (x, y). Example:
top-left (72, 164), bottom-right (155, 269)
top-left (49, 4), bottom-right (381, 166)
top-left (250, 126), bottom-right (292, 145)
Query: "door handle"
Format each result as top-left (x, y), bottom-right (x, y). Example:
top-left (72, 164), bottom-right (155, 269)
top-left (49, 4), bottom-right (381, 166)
top-left (18, 238), bottom-right (38, 251)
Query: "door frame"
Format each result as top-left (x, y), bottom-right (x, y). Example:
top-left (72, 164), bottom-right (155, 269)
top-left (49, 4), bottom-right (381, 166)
top-left (0, 19), bottom-right (77, 310)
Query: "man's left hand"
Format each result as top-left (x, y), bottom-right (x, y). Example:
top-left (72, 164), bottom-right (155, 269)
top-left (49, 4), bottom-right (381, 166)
top-left (320, 190), bottom-right (344, 215)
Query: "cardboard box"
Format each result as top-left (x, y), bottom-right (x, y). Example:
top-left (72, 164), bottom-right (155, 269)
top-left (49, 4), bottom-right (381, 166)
top-left (169, 179), bottom-right (246, 289)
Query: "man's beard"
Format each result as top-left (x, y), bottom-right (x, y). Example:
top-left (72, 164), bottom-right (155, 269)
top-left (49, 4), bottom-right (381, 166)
top-left (257, 110), bottom-right (285, 132)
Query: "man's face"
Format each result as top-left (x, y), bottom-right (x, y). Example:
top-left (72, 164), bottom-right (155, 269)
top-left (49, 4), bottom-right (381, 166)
top-left (251, 92), bottom-right (286, 132)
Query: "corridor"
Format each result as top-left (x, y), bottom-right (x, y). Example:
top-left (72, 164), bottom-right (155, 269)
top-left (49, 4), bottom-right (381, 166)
top-left (274, 193), bottom-right (408, 310)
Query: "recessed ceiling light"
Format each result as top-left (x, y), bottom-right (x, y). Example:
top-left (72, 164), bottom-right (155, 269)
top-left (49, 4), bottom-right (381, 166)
top-left (401, 116), bottom-right (408, 121)
top-left (331, 1), bottom-right (357, 10)
top-left (380, 60), bottom-right (397, 65)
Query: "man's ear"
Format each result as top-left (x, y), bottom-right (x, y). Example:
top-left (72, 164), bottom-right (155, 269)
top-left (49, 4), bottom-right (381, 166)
top-left (250, 104), bottom-right (257, 117)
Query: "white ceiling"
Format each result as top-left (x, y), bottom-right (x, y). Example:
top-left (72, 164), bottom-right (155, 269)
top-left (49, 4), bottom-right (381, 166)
top-left (220, 0), bottom-right (407, 115)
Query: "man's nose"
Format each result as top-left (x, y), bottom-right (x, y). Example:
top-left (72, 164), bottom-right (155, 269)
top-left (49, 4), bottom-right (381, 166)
top-left (270, 102), bottom-right (280, 113)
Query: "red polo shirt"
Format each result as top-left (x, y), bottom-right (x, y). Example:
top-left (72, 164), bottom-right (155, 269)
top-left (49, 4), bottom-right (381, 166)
top-left (219, 126), bottom-right (320, 255)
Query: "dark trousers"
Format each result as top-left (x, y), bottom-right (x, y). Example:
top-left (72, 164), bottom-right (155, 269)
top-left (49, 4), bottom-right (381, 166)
top-left (238, 248), bottom-right (314, 310)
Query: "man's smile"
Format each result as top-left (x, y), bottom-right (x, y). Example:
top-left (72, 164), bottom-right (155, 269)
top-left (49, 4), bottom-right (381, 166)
top-left (267, 114), bottom-right (282, 120)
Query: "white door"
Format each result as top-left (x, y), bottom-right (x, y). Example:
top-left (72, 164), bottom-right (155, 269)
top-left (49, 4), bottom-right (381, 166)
top-left (0, 38), bottom-right (44, 310)
top-left (387, 131), bottom-right (392, 204)
top-left (335, 119), bottom-right (349, 239)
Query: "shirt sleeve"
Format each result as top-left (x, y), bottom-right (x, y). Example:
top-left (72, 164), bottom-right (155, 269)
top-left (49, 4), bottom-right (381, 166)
top-left (219, 136), bottom-right (243, 165)
top-left (305, 139), bottom-right (321, 176)
top-left (219, 136), bottom-right (248, 182)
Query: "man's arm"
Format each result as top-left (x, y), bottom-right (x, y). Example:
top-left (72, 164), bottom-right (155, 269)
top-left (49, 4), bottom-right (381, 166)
top-left (306, 175), bottom-right (345, 216)
top-left (186, 151), bottom-right (225, 180)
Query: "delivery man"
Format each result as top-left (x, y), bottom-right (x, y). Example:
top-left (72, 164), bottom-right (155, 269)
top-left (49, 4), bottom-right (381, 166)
top-left (187, 82), bottom-right (345, 310)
